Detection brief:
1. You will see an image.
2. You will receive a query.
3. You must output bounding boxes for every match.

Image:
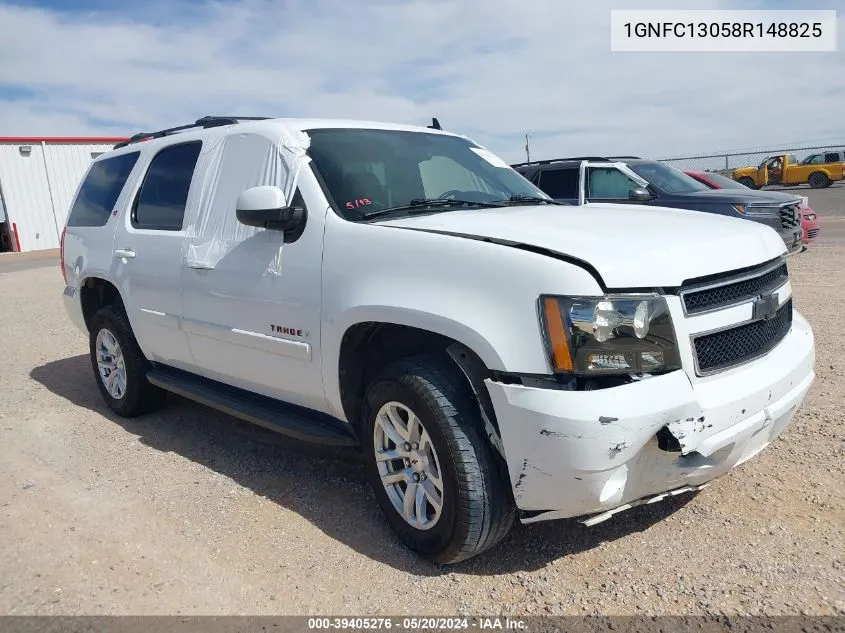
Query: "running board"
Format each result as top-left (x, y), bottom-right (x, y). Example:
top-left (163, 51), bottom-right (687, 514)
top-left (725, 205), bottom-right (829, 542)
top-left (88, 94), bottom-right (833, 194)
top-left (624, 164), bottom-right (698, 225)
top-left (146, 366), bottom-right (359, 447)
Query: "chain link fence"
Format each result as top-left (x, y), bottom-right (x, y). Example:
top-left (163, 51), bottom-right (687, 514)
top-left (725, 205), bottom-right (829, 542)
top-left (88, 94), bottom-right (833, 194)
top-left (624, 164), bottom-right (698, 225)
top-left (658, 142), bottom-right (845, 180)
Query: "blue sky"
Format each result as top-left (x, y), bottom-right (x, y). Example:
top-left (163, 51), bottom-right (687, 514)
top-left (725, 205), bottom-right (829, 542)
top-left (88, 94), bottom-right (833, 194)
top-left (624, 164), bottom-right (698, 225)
top-left (0, 0), bottom-right (843, 162)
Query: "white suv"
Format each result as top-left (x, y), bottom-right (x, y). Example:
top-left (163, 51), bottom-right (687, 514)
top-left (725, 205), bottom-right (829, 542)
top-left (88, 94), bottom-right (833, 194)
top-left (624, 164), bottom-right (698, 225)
top-left (61, 116), bottom-right (816, 564)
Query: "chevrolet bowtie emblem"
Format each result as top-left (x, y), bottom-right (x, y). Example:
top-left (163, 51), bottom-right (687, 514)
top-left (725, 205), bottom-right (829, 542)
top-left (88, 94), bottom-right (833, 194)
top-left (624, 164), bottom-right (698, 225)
top-left (752, 292), bottom-right (779, 321)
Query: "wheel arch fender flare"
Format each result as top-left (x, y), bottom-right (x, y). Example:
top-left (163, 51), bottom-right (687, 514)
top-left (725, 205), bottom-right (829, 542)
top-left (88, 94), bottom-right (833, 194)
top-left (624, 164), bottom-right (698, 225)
top-left (324, 306), bottom-right (508, 424)
top-left (444, 341), bottom-right (507, 461)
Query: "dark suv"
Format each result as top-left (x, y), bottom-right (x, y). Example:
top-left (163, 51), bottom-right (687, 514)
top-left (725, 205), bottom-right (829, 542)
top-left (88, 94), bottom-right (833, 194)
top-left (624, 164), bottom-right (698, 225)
top-left (512, 156), bottom-right (804, 254)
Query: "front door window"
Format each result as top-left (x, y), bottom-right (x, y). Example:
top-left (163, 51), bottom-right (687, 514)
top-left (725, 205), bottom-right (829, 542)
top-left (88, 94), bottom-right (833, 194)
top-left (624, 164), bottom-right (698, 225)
top-left (586, 167), bottom-right (643, 199)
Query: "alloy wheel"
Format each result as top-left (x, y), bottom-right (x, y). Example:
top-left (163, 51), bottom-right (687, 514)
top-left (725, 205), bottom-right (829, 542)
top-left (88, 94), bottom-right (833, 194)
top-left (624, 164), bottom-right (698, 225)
top-left (373, 401), bottom-right (444, 530)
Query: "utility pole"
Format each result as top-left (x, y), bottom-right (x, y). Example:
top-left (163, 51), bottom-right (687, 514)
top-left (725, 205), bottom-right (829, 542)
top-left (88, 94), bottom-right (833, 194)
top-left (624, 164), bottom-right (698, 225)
top-left (524, 133), bottom-right (531, 163)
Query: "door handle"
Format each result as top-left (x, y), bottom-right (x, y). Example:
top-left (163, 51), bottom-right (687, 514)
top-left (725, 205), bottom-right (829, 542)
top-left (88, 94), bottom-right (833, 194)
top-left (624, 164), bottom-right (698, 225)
top-left (114, 248), bottom-right (136, 259)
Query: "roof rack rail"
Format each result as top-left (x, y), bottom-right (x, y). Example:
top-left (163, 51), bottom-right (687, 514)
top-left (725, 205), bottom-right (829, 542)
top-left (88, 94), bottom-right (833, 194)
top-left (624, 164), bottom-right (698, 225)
top-left (511, 155), bottom-right (644, 168)
top-left (511, 156), bottom-right (611, 168)
top-left (113, 115), bottom-right (272, 149)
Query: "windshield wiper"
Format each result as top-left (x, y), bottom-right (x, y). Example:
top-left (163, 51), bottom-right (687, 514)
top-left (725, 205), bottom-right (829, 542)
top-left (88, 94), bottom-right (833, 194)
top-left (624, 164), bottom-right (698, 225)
top-left (495, 195), bottom-right (564, 205)
top-left (362, 198), bottom-right (504, 220)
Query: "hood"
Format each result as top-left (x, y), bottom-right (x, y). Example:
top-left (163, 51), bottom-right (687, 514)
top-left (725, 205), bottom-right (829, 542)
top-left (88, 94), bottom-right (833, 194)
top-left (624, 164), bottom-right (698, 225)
top-left (664, 188), bottom-right (801, 205)
top-left (733, 189), bottom-right (802, 204)
top-left (377, 203), bottom-right (786, 288)
top-left (733, 166), bottom-right (756, 176)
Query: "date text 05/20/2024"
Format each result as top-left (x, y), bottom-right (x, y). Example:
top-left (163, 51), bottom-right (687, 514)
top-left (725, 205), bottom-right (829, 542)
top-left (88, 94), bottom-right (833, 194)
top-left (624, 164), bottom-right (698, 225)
top-left (307, 618), bottom-right (526, 630)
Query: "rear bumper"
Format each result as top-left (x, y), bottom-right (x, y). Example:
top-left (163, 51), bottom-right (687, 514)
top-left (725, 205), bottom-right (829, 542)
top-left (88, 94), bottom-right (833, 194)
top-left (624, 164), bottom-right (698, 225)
top-left (62, 285), bottom-right (88, 335)
top-left (485, 310), bottom-right (815, 522)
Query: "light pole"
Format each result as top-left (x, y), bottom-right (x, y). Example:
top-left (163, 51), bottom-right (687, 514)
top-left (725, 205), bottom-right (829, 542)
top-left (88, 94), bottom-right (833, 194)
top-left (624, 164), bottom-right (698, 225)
top-left (524, 133), bottom-right (531, 163)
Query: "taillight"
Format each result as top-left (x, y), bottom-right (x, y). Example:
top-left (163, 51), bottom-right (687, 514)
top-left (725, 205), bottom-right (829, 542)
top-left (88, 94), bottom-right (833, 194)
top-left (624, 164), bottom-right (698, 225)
top-left (59, 226), bottom-right (67, 284)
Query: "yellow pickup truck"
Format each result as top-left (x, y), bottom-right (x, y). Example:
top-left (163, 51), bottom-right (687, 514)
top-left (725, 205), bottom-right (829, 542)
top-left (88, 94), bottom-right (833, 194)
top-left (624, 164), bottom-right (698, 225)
top-left (732, 153), bottom-right (845, 189)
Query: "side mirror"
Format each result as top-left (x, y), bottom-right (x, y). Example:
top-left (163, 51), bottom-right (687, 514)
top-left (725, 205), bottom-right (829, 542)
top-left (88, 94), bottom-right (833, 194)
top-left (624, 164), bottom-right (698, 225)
top-left (628, 188), bottom-right (651, 202)
top-left (236, 186), bottom-right (304, 231)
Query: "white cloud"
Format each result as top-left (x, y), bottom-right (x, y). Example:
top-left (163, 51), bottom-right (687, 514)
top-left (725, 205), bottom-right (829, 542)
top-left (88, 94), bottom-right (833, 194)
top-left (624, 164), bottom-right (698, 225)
top-left (0, 0), bottom-right (843, 163)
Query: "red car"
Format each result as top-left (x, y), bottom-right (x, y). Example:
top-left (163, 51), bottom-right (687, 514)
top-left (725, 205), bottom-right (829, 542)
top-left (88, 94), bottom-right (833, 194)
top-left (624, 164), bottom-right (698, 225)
top-left (685, 170), bottom-right (820, 244)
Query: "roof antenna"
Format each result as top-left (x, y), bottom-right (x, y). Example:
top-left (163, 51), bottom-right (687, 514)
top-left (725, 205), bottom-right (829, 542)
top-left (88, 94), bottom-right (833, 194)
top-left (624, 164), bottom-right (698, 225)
top-left (427, 117), bottom-right (442, 130)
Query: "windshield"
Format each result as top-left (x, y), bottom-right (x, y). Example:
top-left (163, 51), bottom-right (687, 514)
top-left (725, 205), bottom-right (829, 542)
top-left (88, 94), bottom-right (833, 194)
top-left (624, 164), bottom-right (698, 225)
top-left (627, 161), bottom-right (710, 194)
top-left (702, 172), bottom-right (749, 189)
top-left (305, 128), bottom-right (548, 220)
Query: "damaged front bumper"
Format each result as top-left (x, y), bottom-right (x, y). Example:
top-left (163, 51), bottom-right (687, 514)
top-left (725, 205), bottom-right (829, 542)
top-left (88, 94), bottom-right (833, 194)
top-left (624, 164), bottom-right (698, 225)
top-left (484, 309), bottom-right (815, 524)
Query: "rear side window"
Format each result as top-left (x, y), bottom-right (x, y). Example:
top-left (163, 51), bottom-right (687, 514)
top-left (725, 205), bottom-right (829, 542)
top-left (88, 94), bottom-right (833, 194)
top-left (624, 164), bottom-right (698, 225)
top-left (132, 141), bottom-right (202, 231)
top-left (66, 152), bottom-right (140, 227)
top-left (537, 168), bottom-right (578, 199)
top-left (824, 152), bottom-right (840, 163)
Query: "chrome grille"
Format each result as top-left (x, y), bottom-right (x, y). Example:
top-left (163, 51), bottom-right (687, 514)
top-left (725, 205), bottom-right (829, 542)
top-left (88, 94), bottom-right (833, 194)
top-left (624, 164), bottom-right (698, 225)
top-left (780, 204), bottom-right (800, 229)
top-left (680, 260), bottom-right (788, 315)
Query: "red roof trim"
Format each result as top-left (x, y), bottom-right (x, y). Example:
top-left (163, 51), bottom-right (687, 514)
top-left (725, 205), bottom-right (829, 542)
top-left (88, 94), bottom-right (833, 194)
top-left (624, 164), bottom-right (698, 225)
top-left (0, 136), bottom-right (129, 144)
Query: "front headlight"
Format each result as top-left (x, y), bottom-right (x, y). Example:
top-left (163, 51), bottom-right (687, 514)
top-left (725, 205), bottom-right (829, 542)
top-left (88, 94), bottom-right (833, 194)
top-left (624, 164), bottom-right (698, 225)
top-left (735, 204), bottom-right (778, 217)
top-left (539, 294), bottom-right (682, 375)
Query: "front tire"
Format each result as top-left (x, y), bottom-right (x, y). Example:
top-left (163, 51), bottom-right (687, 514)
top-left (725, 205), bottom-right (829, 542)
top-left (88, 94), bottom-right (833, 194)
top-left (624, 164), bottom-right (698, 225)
top-left (808, 172), bottom-right (830, 189)
top-left (89, 305), bottom-right (166, 417)
top-left (361, 355), bottom-right (515, 564)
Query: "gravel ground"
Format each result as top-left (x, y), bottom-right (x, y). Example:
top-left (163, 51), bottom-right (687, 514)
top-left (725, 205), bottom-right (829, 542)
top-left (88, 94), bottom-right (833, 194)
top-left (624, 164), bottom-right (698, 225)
top-left (0, 245), bottom-right (843, 617)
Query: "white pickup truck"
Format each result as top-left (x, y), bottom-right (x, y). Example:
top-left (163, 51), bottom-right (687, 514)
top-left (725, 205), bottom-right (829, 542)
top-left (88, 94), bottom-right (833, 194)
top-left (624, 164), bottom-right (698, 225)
top-left (61, 116), bottom-right (816, 564)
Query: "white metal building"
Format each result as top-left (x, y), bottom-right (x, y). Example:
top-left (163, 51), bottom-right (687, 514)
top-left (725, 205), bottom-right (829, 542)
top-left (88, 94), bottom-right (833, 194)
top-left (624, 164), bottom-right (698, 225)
top-left (0, 137), bottom-right (127, 252)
